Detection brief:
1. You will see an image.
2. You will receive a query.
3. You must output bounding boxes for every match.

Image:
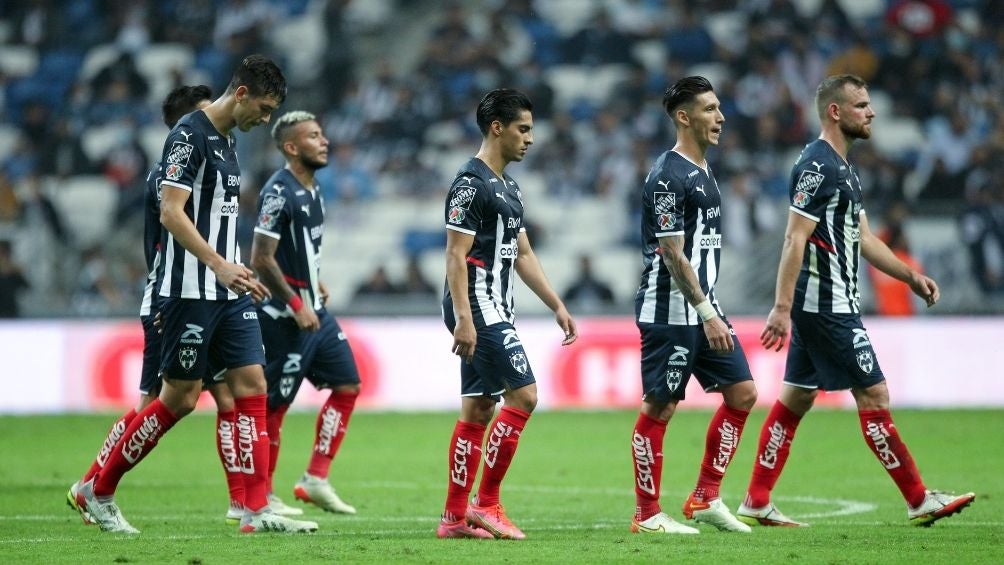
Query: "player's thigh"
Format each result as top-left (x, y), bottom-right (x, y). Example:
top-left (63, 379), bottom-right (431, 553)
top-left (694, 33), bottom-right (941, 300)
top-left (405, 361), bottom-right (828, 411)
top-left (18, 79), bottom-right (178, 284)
top-left (258, 314), bottom-right (306, 409)
top-left (159, 298), bottom-right (225, 381)
top-left (693, 316), bottom-right (754, 392)
top-left (209, 296), bottom-right (267, 373)
top-left (638, 322), bottom-right (701, 404)
top-left (789, 311), bottom-right (884, 391)
top-left (462, 323), bottom-right (536, 398)
top-left (139, 315), bottom-right (163, 396)
top-left (305, 314), bottom-right (361, 391)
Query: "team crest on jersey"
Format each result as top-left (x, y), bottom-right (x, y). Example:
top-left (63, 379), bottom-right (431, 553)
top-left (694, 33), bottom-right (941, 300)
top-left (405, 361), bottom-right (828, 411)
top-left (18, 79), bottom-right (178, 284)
top-left (793, 190), bottom-right (810, 208)
top-left (509, 352), bottom-right (528, 375)
top-left (856, 350), bottom-right (874, 374)
top-left (795, 170), bottom-right (824, 196)
top-left (165, 163), bottom-right (183, 181)
top-left (166, 141), bottom-right (194, 165)
top-left (665, 369), bottom-right (683, 392)
top-left (179, 347), bottom-right (197, 371)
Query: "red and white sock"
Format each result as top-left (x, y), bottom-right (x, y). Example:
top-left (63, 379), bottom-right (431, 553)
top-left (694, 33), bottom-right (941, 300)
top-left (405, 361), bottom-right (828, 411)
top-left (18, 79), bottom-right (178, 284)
top-left (745, 401), bottom-right (802, 508)
top-left (442, 420), bottom-right (486, 522)
top-left (235, 394), bottom-right (269, 512)
top-left (858, 409), bottom-right (927, 507)
top-left (305, 391), bottom-right (358, 479)
top-left (266, 404), bottom-right (289, 494)
top-left (475, 406), bottom-right (530, 508)
top-left (632, 412), bottom-right (666, 522)
top-left (93, 400), bottom-right (178, 497)
top-left (215, 410), bottom-right (245, 507)
top-left (82, 408), bottom-right (137, 483)
top-left (692, 404), bottom-right (749, 502)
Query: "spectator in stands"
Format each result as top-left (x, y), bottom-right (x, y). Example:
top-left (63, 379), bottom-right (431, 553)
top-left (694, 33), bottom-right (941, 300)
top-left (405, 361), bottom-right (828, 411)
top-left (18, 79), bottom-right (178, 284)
top-left (401, 256), bottom-right (436, 296)
top-left (562, 8), bottom-right (634, 65)
top-left (353, 265), bottom-right (401, 298)
top-left (959, 185), bottom-right (1004, 294)
top-left (563, 254), bottom-right (615, 311)
top-left (868, 222), bottom-right (924, 315)
top-left (317, 142), bottom-right (376, 202)
top-left (0, 240), bottom-right (29, 318)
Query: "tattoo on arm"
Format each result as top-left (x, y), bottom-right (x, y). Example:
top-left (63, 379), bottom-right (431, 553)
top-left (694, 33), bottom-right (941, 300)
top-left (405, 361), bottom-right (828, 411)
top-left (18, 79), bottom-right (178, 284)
top-left (661, 241), bottom-right (706, 307)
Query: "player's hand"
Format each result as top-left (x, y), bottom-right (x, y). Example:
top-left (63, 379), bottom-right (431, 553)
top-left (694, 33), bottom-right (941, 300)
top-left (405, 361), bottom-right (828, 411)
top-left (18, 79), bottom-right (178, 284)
top-left (294, 305), bottom-right (321, 332)
top-left (761, 306), bottom-right (791, 352)
top-left (452, 318), bottom-right (477, 364)
top-left (703, 316), bottom-right (734, 353)
top-left (246, 278), bottom-right (271, 303)
top-left (214, 261), bottom-right (255, 295)
top-left (555, 306), bottom-right (577, 346)
top-left (908, 272), bottom-right (939, 307)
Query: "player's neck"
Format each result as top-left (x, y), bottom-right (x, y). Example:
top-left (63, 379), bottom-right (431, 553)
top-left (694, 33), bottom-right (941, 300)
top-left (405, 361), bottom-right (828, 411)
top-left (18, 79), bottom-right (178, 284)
top-left (819, 129), bottom-right (851, 163)
top-left (285, 163), bottom-right (315, 190)
top-left (203, 97), bottom-right (236, 137)
top-left (671, 139), bottom-right (708, 171)
top-left (475, 147), bottom-right (507, 178)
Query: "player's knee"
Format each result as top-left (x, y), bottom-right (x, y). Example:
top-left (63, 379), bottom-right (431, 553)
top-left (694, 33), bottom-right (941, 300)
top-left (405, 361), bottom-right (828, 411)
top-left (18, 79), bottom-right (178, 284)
top-left (724, 381), bottom-right (757, 411)
top-left (335, 383), bottom-right (361, 396)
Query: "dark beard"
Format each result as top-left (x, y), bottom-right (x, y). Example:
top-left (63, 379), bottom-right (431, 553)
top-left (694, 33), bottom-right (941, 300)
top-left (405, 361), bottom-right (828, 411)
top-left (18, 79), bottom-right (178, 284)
top-left (300, 155), bottom-right (327, 170)
top-left (841, 121), bottom-right (870, 140)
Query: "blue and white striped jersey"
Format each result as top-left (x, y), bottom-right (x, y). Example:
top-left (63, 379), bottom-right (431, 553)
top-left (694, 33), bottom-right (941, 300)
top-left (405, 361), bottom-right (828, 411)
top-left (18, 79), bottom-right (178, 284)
top-left (636, 150), bottom-right (724, 325)
top-left (443, 157), bottom-right (526, 328)
top-left (157, 110), bottom-right (243, 301)
top-left (253, 168), bottom-right (326, 319)
top-left (139, 161), bottom-right (164, 316)
top-left (789, 139), bottom-right (864, 314)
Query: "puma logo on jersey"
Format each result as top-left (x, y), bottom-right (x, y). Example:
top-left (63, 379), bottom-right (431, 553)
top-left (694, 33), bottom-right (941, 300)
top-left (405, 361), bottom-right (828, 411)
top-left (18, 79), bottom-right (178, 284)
top-left (179, 131), bottom-right (192, 141)
top-left (214, 150), bottom-right (225, 161)
top-left (811, 161), bottom-right (824, 171)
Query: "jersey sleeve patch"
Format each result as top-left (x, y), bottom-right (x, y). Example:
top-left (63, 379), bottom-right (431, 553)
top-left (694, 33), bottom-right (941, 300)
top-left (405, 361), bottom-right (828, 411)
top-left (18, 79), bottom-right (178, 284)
top-left (257, 194), bottom-right (287, 231)
top-left (654, 191), bottom-right (678, 231)
top-left (166, 141), bottom-right (194, 166)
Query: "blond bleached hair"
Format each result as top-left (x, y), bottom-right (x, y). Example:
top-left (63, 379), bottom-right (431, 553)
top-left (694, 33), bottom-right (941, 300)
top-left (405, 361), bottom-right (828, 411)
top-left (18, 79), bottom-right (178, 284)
top-left (271, 110), bottom-right (317, 150)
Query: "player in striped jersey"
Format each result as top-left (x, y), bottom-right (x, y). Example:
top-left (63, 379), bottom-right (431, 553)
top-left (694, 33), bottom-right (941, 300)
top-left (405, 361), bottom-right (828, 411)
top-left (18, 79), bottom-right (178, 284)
top-left (438, 89), bottom-right (578, 539)
top-left (250, 111), bottom-right (361, 516)
top-left (630, 77), bottom-right (756, 535)
top-left (75, 55), bottom-right (318, 534)
top-left (67, 86), bottom-right (249, 528)
top-left (739, 74), bottom-right (974, 527)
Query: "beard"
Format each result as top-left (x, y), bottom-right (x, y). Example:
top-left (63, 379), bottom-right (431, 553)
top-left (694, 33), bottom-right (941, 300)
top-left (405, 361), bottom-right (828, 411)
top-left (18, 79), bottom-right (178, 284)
top-left (300, 154), bottom-right (328, 170)
top-left (841, 121), bottom-right (871, 140)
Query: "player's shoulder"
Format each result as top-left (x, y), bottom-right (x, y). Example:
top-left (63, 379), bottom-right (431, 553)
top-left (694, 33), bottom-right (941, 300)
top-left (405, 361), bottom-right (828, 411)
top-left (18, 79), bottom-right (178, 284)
top-left (259, 170), bottom-right (295, 202)
top-left (451, 158), bottom-right (493, 189)
top-left (647, 151), bottom-right (696, 188)
top-left (793, 140), bottom-right (841, 172)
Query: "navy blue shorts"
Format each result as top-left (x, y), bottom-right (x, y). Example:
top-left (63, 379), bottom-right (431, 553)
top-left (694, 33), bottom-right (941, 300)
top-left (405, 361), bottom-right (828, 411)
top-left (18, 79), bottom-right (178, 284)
top-left (139, 315), bottom-right (163, 395)
top-left (638, 318), bottom-right (753, 404)
top-left (260, 309), bottom-right (360, 410)
top-left (159, 296), bottom-right (265, 381)
top-left (443, 312), bottom-right (535, 399)
top-left (784, 310), bottom-right (885, 391)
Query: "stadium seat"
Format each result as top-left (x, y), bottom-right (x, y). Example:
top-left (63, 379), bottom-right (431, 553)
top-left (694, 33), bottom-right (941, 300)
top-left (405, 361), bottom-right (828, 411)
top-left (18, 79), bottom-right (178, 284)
top-left (80, 124), bottom-right (134, 162)
top-left (0, 125), bottom-right (22, 162)
top-left (545, 64), bottom-right (630, 108)
top-left (870, 117), bottom-right (924, 157)
top-left (136, 44), bottom-right (195, 105)
top-left (79, 44), bottom-right (122, 81)
top-left (47, 175), bottom-right (118, 248)
top-left (269, 15), bottom-right (325, 83)
top-left (139, 124), bottom-right (170, 164)
top-left (0, 45), bottom-right (39, 78)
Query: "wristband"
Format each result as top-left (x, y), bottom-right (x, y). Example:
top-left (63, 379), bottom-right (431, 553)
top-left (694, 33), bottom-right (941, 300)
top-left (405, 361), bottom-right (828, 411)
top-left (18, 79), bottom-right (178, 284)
top-left (288, 294), bottom-right (304, 313)
top-left (694, 299), bottom-right (717, 321)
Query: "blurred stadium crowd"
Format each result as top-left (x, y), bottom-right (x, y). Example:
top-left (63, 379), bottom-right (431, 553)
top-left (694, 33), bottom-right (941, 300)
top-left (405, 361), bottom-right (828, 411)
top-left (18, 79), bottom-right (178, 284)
top-left (1, 0), bottom-right (1004, 318)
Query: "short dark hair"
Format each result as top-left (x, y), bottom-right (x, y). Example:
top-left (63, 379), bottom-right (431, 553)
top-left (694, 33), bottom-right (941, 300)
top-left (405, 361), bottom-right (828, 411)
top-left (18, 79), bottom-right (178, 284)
top-left (476, 89), bottom-right (533, 135)
top-left (815, 74), bottom-right (867, 119)
top-left (162, 85), bottom-right (212, 128)
top-left (225, 54), bottom-right (287, 104)
top-left (662, 76), bottom-right (714, 117)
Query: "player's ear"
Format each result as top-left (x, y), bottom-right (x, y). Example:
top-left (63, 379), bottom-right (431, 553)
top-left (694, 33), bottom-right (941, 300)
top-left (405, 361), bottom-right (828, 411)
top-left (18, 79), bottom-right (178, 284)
top-left (492, 120), bottom-right (504, 137)
top-left (235, 85), bottom-right (248, 104)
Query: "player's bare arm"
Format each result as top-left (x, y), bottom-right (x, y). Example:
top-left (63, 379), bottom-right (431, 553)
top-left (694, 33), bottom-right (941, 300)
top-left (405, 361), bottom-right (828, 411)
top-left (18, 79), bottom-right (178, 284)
top-left (319, 281), bottom-right (330, 306)
top-left (762, 211), bottom-right (816, 351)
top-left (250, 233), bottom-right (320, 331)
top-left (659, 234), bottom-right (732, 352)
top-left (859, 213), bottom-right (939, 307)
top-left (446, 229), bottom-right (477, 361)
top-left (160, 185), bottom-right (266, 297)
top-left (514, 231), bottom-right (577, 345)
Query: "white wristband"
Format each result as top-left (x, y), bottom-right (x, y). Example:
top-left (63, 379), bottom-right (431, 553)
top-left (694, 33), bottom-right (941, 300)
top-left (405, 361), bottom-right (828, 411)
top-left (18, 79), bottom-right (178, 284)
top-left (695, 299), bottom-right (717, 322)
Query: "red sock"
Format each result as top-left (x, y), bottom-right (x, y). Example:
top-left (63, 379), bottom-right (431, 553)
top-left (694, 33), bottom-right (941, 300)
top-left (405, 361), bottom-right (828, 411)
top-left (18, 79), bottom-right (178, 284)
top-left (215, 410), bottom-right (244, 506)
top-left (306, 391), bottom-right (358, 479)
top-left (266, 404), bottom-right (289, 494)
top-left (93, 400), bottom-right (178, 497)
top-left (858, 409), bottom-right (927, 507)
top-left (745, 401), bottom-right (802, 508)
top-left (632, 412), bottom-right (666, 522)
top-left (235, 394), bottom-right (269, 512)
top-left (443, 420), bottom-right (486, 522)
top-left (82, 408), bottom-right (137, 483)
top-left (475, 406), bottom-right (530, 508)
top-left (693, 404), bottom-right (749, 502)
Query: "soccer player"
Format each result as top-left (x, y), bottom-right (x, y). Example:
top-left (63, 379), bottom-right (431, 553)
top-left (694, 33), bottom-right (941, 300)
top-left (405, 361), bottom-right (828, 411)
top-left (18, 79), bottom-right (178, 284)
top-left (66, 85), bottom-right (248, 527)
top-left (737, 74), bottom-right (975, 528)
top-left (74, 54), bottom-right (318, 534)
top-left (250, 111), bottom-right (360, 516)
top-left (629, 76), bottom-right (755, 535)
top-left (437, 88), bottom-right (578, 540)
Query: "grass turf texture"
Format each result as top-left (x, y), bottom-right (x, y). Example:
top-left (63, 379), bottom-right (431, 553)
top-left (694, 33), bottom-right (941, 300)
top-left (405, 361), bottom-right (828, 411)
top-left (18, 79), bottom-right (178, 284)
top-left (0, 409), bottom-right (1000, 563)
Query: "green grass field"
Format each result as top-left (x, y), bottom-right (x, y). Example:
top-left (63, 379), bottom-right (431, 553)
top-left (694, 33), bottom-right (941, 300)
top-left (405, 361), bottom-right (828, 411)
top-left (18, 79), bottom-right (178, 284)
top-left (0, 408), bottom-right (1000, 563)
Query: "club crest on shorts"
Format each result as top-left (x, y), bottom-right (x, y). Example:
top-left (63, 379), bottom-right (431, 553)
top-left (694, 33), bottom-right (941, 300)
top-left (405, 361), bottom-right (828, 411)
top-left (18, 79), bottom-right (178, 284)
top-left (665, 369), bottom-right (683, 392)
top-left (509, 352), bottom-right (528, 375)
top-left (279, 376), bottom-right (295, 398)
top-left (179, 346), bottom-right (197, 371)
top-left (856, 350), bottom-right (874, 374)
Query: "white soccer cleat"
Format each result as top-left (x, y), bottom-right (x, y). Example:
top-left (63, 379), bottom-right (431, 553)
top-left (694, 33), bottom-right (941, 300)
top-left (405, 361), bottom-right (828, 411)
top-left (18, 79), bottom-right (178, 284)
top-left (293, 473), bottom-right (357, 514)
top-left (908, 490), bottom-right (975, 527)
top-left (75, 479), bottom-right (139, 534)
top-left (267, 493), bottom-right (305, 516)
top-left (630, 512), bottom-right (699, 535)
top-left (736, 502), bottom-right (808, 527)
top-left (239, 510), bottom-right (319, 533)
top-left (683, 497), bottom-right (751, 533)
top-left (225, 501), bottom-right (244, 525)
top-left (66, 480), bottom-right (96, 525)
